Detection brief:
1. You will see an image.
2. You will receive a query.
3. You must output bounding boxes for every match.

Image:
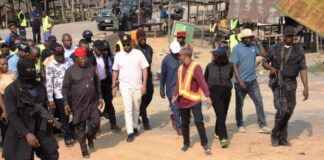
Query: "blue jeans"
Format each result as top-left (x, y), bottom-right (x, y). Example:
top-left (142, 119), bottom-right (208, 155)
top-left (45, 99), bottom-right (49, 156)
top-left (235, 79), bottom-right (267, 128)
top-left (168, 98), bottom-right (181, 129)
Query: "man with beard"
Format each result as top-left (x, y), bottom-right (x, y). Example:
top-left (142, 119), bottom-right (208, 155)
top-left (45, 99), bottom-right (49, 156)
top-left (62, 47), bottom-right (104, 158)
top-left (112, 34), bottom-right (149, 142)
top-left (262, 26), bottom-right (308, 147)
top-left (3, 58), bottom-right (59, 159)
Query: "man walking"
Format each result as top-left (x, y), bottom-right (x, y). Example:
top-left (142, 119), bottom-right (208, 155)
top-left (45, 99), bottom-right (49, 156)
top-left (0, 56), bottom-right (16, 147)
top-left (92, 40), bottom-right (121, 132)
top-left (30, 6), bottom-right (42, 44)
top-left (262, 26), bottom-right (309, 147)
top-left (3, 58), bottom-right (59, 160)
top-left (62, 33), bottom-right (77, 58)
top-left (46, 43), bottom-right (74, 146)
top-left (62, 48), bottom-right (103, 158)
top-left (229, 28), bottom-right (271, 134)
top-left (172, 47), bottom-right (212, 153)
top-left (160, 41), bottom-right (182, 135)
top-left (112, 34), bottom-right (149, 142)
top-left (135, 29), bottom-right (154, 130)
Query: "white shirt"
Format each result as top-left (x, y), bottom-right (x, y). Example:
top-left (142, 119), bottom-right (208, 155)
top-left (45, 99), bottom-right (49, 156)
top-left (46, 58), bottom-right (74, 101)
top-left (94, 52), bottom-right (107, 80)
top-left (63, 44), bottom-right (77, 58)
top-left (113, 48), bottom-right (149, 89)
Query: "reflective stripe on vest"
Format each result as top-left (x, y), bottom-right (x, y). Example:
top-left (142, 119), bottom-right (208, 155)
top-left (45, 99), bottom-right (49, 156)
top-left (18, 11), bottom-right (27, 27)
top-left (178, 62), bottom-right (202, 101)
top-left (230, 19), bottom-right (238, 30)
top-left (209, 24), bottom-right (217, 35)
top-left (42, 16), bottom-right (52, 32)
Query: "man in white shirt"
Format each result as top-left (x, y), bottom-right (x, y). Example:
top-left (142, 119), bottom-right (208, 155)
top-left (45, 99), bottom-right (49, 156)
top-left (61, 33), bottom-right (77, 58)
top-left (45, 43), bottom-right (74, 146)
top-left (112, 35), bottom-right (149, 142)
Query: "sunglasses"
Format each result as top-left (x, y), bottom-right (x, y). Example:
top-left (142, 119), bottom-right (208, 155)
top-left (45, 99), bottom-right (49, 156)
top-left (123, 43), bottom-right (131, 47)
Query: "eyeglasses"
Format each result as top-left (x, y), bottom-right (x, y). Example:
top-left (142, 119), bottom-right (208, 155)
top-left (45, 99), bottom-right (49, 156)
top-left (177, 37), bottom-right (185, 39)
top-left (123, 43), bottom-right (131, 47)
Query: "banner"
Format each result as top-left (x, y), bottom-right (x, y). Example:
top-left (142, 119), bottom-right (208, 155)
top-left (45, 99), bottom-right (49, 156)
top-left (275, 0), bottom-right (324, 37)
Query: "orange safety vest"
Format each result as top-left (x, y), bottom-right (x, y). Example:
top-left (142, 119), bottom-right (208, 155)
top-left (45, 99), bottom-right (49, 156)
top-left (177, 62), bottom-right (202, 102)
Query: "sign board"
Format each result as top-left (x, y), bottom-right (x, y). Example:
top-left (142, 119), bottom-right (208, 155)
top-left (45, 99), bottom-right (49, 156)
top-left (275, 0), bottom-right (324, 37)
top-left (170, 21), bottom-right (195, 45)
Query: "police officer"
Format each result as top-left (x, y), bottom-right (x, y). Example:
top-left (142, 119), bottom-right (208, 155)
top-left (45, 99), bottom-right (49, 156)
top-left (82, 30), bottom-right (94, 47)
top-left (262, 26), bottom-right (309, 147)
top-left (3, 58), bottom-right (59, 159)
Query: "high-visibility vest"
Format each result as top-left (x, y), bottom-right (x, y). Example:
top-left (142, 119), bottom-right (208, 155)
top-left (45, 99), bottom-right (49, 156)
top-left (37, 44), bottom-right (46, 53)
top-left (42, 16), bottom-right (52, 33)
top-left (115, 40), bottom-right (124, 53)
top-left (230, 19), bottom-right (239, 31)
top-left (177, 62), bottom-right (202, 102)
top-left (18, 11), bottom-right (27, 27)
top-left (230, 33), bottom-right (241, 53)
top-left (209, 23), bottom-right (217, 35)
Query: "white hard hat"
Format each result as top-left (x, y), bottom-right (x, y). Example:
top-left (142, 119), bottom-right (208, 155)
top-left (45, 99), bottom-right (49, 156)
top-left (169, 40), bottom-right (181, 53)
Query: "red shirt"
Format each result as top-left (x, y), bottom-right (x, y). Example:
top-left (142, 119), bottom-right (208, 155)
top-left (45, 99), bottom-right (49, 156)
top-left (173, 61), bottom-right (210, 109)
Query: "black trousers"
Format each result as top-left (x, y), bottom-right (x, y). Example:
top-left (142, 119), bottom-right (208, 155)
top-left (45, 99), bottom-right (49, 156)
top-left (210, 85), bottom-right (232, 140)
top-left (74, 110), bottom-right (100, 152)
top-left (271, 87), bottom-right (296, 142)
top-left (0, 110), bottom-right (7, 141)
top-left (139, 77), bottom-right (154, 125)
top-left (54, 98), bottom-right (73, 139)
top-left (180, 103), bottom-right (208, 146)
top-left (34, 129), bottom-right (59, 160)
top-left (101, 79), bottom-right (117, 126)
top-left (32, 25), bottom-right (41, 44)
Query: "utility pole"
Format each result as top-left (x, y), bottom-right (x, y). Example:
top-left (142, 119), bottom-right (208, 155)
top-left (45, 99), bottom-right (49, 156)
top-left (168, 0), bottom-right (172, 43)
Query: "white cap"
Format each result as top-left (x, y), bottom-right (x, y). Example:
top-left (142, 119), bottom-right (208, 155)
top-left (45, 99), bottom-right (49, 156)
top-left (169, 40), bottom-right (181, 53)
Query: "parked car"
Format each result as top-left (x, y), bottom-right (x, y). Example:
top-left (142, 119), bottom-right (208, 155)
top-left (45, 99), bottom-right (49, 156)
top-left (96, 0), bottom-right (152, 31)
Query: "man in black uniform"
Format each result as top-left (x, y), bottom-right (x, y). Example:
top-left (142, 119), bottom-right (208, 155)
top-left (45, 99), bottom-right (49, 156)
top-left (134, 29), bottom-right (154, 130)
top-left (3, 58), bottom-right (59, 160)
top-left (262, 26), bottom-right (309, 147)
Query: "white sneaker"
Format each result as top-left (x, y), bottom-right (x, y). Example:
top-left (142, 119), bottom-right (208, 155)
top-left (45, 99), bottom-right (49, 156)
top-left (214, 134), bottom-right (219, 139)
top-left (258, 126), bottom-right (272, 134)
top-left (238, 126), bottom-right (247, 133)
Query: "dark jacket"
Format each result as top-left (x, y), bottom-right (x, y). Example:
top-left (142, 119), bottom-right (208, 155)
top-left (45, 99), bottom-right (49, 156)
top-left (101, 52), bottom-right (114, 85)
top-left (3, 80), bottom-right (58, 159)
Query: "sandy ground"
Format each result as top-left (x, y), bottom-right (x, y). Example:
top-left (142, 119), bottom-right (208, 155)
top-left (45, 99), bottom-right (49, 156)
top-left (1, 21), bottom-right (324, 160)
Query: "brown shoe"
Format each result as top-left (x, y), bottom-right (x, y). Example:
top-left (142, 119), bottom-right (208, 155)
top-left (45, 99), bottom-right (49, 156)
top-left (176, 128), bottom-right (183, 136)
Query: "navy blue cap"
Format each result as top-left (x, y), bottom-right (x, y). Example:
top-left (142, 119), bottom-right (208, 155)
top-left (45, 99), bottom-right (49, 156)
top-left (211, 47), bottom-right (227, 56)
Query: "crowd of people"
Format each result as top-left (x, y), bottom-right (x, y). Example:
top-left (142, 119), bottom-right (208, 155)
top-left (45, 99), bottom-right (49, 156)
top-left (0, 19), bottom-right (309, 159)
